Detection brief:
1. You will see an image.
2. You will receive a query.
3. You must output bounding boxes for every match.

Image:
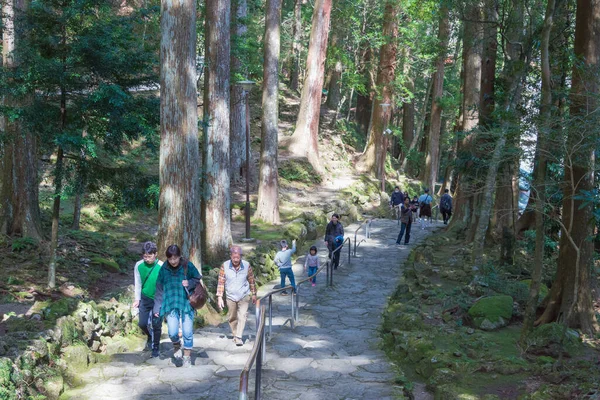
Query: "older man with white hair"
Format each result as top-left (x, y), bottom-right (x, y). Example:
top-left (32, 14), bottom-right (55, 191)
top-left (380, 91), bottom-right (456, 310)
top-left (216, 246), bottom-right (257, 346)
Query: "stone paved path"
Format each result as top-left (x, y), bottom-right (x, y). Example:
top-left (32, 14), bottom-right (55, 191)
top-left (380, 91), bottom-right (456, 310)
top-left (62, 218), bottom-right (439, 400)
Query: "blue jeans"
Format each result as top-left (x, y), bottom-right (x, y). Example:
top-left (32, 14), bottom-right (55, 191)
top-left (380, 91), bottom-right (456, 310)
top-left (396, 221), bottom-right (412, 244)
top-left (308, 266), bottom-right (318, 283)
top-left (166, 310), bottom-right (194, 350)
top-left (280, 268), bottom-right (296, 292)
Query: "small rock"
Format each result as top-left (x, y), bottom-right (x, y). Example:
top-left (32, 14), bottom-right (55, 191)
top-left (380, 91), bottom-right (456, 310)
top-left (467, 328), bottom-right (475, 335)
top-left (453, 351), bottom-right (462, 357)
top-left (30, 314), bottom-right (42, 321)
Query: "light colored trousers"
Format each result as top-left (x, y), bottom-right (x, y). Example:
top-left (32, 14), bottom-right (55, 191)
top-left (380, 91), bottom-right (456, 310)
top-left (227, 295), bottom-right (250, 339)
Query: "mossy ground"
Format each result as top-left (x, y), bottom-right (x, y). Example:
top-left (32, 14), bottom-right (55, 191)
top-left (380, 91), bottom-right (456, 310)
top-left (382, 231), bottom-right (600, 399)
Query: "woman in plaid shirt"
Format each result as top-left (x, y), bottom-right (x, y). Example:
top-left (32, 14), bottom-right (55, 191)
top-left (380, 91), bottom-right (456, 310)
top-left (153, 244), bottom-right (201, 368)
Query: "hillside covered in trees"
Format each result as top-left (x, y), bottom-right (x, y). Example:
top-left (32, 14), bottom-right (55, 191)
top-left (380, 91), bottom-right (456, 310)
top-left (0, 0), bottom-right (599, 398)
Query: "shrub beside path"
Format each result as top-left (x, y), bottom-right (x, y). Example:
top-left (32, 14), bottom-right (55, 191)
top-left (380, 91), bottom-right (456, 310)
top-left (62, 218), bottom-right (439, 400)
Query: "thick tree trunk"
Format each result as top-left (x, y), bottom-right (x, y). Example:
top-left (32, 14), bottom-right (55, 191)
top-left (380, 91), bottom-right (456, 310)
top-left (423, 6), bottom-right (450, 192)
top-left (358, 0), bottom-right (399, 178)
top-left (158, 0), bottom-right (202, 268)
top-left (289, 0), bottom-right (302, 91)
top-left (326, 33), bottom-right (342, 110)
top-left (479, 0), bottom-right (498, 128)
top-left (230, 0), bottom-right (249, 183)
top-left (288, 0), bottom-right (332, 171)
top-left (49, 146), bottom-right (64, 289)
top-left (203, 0), bottom-right (231, 264)
top-left (255, 0), bottom-right (281, 224)
top-left (1, 0), bottom-right (43, 240)
top-left (355, 47), bottom-right (373, 136)
top-left (521, 0), bottom-right (554, 343)
top-left (400, 48), bottom-right (415, 164)
top-left (536, 0), bottom-right (599, 334)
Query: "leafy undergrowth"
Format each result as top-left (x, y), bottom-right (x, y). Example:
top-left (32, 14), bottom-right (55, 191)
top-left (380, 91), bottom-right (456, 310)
top-left (382, 231), bottom-right (600, 399)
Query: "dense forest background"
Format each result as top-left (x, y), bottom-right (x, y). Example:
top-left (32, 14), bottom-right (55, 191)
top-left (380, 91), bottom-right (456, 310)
top-left (0, 0), bottom-right (599, 397)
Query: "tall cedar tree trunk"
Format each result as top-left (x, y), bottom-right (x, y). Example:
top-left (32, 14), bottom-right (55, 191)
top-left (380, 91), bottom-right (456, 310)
top-left (521, 0), bottom-right (555, 343)
top-left (289, 0), bottom-right (302, 91)
top-left (71, 143), bottom-right (87, 230)
top-left (401, 76), bottom-right (433, 172)
top-left (288, 0), bottom-right (332, 171)
top-left (354, 47), bottom-right (374, 136)
top-left (255, 0), bottom-right (281, 223)
top-left (536, 0), bottom-right (599, 334)
top-left (423, 6), bottom-right (450, 192)
top-left (448, 7), bottom-right (482, 229)
top-left (1, 0), bottom-right (43, 239)
top-left (203, 0), bottom-right (232, 263)
top-left (400, 47), bottom-right (415, 164)
top-left (230, 0), bottom-right (249, 183)
top-left (158, 0), bottom-right (202, 268)
top-left (49, 25), bottom-right (68, 289)
top-left (359, 0), bottom-right (399, 177)
top-left (479, 0), bottom-right (497, 128)
top-left (326, 33), bottom-right (342, 110)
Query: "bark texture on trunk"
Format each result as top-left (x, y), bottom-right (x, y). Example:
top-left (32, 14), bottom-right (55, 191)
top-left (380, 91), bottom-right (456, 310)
top-left (289, 0), bottom-right (303, 92)
top-left (358, 0), bottom-right (399, 177)
top-left (326, 33), bottom-right (342, 110)
top-left (1, 0), bottom-right (43, 240)
top-left (255, 0), bottom-right (281, 224)
top-left (158, 0), bottom-right (202, 268)
top-left (288, 0), bottom-right (332, 171)
top-left (521, 0), bottom-right (555, 343)
top-left (230, 0), bottom-right (249, 183)
top-left (423, 6), bottom-right (450, 192)
top-left (536, 0), bottom-right (599, 334)
top-left (479, 0), bottom-right (497, 127)
top-left (355, 47), bottom-right (374, 136)
top-left (400, 47), bottom-right (415, 164)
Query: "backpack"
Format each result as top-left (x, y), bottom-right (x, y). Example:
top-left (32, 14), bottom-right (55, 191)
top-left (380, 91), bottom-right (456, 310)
top-left (334, 235), bottom-right (344, 247)
top-left (440, 195), bottom-right (451, 211)
top-left (183, 260), bottom-right (207, 310)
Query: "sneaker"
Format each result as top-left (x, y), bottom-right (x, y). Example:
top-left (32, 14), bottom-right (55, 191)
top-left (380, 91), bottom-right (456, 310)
top-left (312, 283), bottom-right (316, 287)
top-left (182, 356), bottom-right (192, 368)
top-left (145, 338), bottom-right (152, 351)
top-left (234, 337), bottom-right (243, 347)
top-left (173, 345), bottom-right (183, 359)
top-left (280, 291), bottom-right (288, 296)
top-left (152, 347), bottom-right (160, 358)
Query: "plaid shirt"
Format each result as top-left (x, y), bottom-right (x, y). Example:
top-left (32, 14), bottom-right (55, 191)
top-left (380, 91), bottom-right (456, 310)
top-left (216, 260), bottom-right (256, 301)
top-left (153, 261), bottom-right (201, 317)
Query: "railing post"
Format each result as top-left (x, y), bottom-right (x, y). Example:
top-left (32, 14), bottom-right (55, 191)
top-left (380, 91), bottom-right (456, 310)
top-left (347, 238), bottom-right (351, 265)
top-left (290, 291), bottom-right (295, 329)
top-left (268, 296), bottom-right (272, 339)
top-left (295, 286), bottom-right (300, 321)
top-left (255, 338), bottom-right (263, 400)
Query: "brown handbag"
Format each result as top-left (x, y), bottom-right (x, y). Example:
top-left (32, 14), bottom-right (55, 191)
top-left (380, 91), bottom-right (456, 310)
top-left (183, 260), bottom-right (207, 309)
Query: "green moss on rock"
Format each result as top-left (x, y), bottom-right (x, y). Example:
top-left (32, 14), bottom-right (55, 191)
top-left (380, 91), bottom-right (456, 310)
top-left (468, 295), bottom-right (513, 331)
top-left (90, 257), bottom-right (121, 273)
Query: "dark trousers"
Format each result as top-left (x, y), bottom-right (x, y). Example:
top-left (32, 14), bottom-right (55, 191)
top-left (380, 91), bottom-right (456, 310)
top-left (396, 221), bottom-right (412, 244)
top-left (441, 208), bottom-right (452, 224)
top-left (328, 243), bottom-right (342, 269)
top-left (138, 294), bottom-right (162, 349)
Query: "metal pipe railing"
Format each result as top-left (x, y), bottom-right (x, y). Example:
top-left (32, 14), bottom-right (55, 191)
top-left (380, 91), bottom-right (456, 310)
top-left (354, 219), bottom-right (373, 256)
top-left (239, 231), bottom-right (360, 399)
top-left (239, 304), bottom-right (266, 400)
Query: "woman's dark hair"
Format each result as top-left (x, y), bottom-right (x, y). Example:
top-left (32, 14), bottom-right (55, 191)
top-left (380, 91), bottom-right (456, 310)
top-left (332, 213), bottom-right (340, 219)
top-left (165, 244), bottom-right (182, 259)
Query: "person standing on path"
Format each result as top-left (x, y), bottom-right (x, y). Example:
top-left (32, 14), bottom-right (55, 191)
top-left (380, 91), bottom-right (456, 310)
top-left (216, 246), bottom-right (257, 346)
top-left (389, 186), bottom-right (404, 215)
top-left (274, 239), bottom-right (297, 295)
top-left (324, 213), bottom-right (344, 269)
top-left (304, 246), bottom-right (320, 286)
top-left (396, 197), bottom-right (416, 245)
top-left (133, 241), bottom-right (163, 358)
top-left (440, 188), bottom-right (453, 225)
top-left (153, 245), bottom-right (201, 368)
top-left (418, 188), bottom-right (434, 229)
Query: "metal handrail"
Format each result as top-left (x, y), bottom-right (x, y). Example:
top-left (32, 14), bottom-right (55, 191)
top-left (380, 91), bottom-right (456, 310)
top-left (239, 233), bottom-right (357, 400)
top-left (239, 304), bottom-right (267, 400)
top-left (353, 219), bottom-right (373, 256)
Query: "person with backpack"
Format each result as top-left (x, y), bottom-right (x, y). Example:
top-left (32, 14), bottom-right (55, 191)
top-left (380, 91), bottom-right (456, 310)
top-left (153, 244), bottom-right (201, 368)
top-left (274, 239), bottom-right (297, 295)
top-left (324, 213), bottom-right (344, 269)
top-left (133, 241), bottom-right (163, 358)
top-left (389, 186), bottom-right (404, 215)
top-left (440, 188), bottom-right (453, 225)
top-left (418, 188), bottom-right (434, 229)
top-left (396, 197), bottom-right (416, 245)
top-left (216, 246), bottom-right (257, 346)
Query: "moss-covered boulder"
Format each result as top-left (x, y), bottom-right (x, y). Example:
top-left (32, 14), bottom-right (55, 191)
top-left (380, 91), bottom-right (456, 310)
top-left (526, 322), bottom-right (582, 357)
top-left (90, 257), bottom-right (121, 273)
top-left (468, 295), bottom-right (513, 331)
top-left (61, 343), bottom-right (90, 371)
